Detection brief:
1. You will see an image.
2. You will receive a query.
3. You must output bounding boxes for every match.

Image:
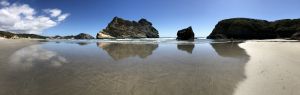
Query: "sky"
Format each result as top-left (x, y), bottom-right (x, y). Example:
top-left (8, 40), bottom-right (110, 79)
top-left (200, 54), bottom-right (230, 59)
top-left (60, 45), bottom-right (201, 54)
top-left (0, 0), bottom-right (300, 37)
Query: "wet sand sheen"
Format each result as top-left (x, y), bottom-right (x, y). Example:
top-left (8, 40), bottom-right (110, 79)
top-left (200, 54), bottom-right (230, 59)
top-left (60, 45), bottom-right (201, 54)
top-left (234, 41), bottom-right (300, 95)
top-left (0, 39), bottom-right (248, 95)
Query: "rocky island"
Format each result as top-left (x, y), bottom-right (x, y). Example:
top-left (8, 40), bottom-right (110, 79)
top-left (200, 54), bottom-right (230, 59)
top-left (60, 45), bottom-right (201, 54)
top-left (177, 26), bottom-right (195, 40)
top-left (96, 17), bottom-right (159, 39)
top-left (207, 18), bottom-right (300, 40)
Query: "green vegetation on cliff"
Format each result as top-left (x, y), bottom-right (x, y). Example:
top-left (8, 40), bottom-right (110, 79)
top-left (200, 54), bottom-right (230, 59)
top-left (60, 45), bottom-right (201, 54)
top-left (0, 31), bottom-right (47, 39)
top-left (207, 18), bottom-right (300, 39)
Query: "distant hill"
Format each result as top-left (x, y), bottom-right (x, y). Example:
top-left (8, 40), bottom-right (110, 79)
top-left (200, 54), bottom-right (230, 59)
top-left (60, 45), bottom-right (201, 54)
top-left (50, 33), bottom-right (95, 39)
top-left (0, 31), bottom-right (95, 39)
top-left (0, 31), bottom-right (48, 39)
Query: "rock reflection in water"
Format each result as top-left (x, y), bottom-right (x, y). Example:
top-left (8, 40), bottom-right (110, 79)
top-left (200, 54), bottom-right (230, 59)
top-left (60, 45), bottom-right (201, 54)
top-left (97, 42), bottom-right (158, 60)
top-left (210, 42), bottom-right (249, 58)
top-left (76, 42), bottom-right (90, 46)
top-left (206, 42), bottom-right (250, 95)
top-left (177, 44), bottom-right (195, 54)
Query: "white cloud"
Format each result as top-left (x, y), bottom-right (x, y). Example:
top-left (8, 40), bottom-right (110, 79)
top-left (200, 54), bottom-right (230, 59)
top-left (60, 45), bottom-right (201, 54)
top-left (44, 8), bottom-right (62, 17)
top-left (58, 13), bottom-right (70, 21)
top-left (0, 1), bottom-right (70, 34)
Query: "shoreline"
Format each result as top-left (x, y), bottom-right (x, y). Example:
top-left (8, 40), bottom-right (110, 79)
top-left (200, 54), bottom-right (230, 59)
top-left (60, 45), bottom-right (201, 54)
top-left (234, 41), bottom-right (300, 95)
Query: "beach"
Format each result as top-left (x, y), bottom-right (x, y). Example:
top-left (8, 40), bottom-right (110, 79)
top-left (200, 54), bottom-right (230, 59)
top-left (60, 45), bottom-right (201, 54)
top-left (0, 39), bottom-right (299, 95)
top-left (234, 41), bottom-right (300, 95)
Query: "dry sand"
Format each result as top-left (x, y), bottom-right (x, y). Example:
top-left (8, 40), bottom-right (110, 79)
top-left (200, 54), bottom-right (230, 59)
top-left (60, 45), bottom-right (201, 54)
top-left (234, 41), bottom-right (300, 95)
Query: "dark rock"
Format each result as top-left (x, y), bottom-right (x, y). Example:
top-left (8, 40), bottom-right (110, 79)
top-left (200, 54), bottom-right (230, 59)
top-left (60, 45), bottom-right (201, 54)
top-left (177, 26), bottom-right (195, 40)
top-left (74, 33), bottom-right (94, 39)
top-left (291, 32), bottom-right (300, 40)
top-left (207, 18), bottom-right (300, 39)
top-left (97, 17), bottom-right (159, 39)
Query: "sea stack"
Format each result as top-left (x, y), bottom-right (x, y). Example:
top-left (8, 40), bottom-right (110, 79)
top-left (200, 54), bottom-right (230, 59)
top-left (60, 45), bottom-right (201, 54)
top-left (176, 26), bottom-right (195, 40)
top-left (96, 17), bottom-right (159, 39)
top-left (207, 18), bottom-right (300, 39)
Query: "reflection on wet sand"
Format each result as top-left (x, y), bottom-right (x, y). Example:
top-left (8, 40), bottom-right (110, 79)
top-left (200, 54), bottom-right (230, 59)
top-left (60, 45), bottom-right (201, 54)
top-left (76, 42), bottom-right (90, 46)
top-left (9, 45), bottom-right (68, 69)
top-left (210, 42), bottom-right (249, 58)
top-left (97, 42), bottom-right (158, 60)
top-left (177, 44), bottom-right (195, 54)
top-left (0, 41), bottom-right (250, 95)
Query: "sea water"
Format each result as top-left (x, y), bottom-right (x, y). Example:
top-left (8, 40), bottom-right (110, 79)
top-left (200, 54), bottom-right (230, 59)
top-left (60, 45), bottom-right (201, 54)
top-left (0, 38), bottom-right (248, 95)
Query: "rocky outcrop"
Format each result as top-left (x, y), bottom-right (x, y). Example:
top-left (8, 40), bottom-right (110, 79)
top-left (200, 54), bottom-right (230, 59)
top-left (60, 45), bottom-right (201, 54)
top-left (97, 17), bottom-right (159, 39)
top-left (291, 32), bottom-right (300, 40)
top-left (207, 18), bottom-right (300, 39)
top-left (74, 33), bottom-right (94, 39)
top-left (176, 27), bottom-right (195, 40)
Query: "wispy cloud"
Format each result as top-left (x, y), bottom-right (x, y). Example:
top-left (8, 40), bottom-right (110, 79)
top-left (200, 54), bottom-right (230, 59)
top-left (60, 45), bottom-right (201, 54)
top-left (58, 13), bottom-right (70, 21)
top-left (0, 1), bottom-right (70, 34)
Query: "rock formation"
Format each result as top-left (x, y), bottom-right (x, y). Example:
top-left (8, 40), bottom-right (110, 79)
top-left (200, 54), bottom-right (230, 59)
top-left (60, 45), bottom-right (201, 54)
top-left (177, 26), bottom-right (195, 40)
top-left (207, 18), bottom-right (300, 39)
top-left (74, 33), bottom-right (94, 39)
top-left (97, 17), bottom-right (159, 39)
top-left (291, 32), bottom-right (300, 40)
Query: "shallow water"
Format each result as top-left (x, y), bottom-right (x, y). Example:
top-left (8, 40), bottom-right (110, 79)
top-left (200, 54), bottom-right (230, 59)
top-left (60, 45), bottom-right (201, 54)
top-left (0, 38), bottom-right (249, 95)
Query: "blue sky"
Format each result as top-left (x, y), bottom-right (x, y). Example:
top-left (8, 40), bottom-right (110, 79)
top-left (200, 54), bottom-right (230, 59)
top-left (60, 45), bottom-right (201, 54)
top-left (3, 0), bottom-right (300, 37)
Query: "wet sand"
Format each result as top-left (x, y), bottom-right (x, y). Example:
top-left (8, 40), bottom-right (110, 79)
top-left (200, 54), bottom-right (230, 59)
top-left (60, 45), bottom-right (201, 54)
top-left (234, 41), bottom-right (300, 95)
top-left (0, 40), bottom-right (248, 95)
top-left (0, 40), bottom-right (39, 63)
top-left (0, 39), bottom-right (299, 95)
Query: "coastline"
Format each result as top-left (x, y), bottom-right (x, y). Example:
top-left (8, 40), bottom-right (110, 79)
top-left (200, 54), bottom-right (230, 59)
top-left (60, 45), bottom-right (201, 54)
top-left (234, 41), bottom-right (300, 95)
